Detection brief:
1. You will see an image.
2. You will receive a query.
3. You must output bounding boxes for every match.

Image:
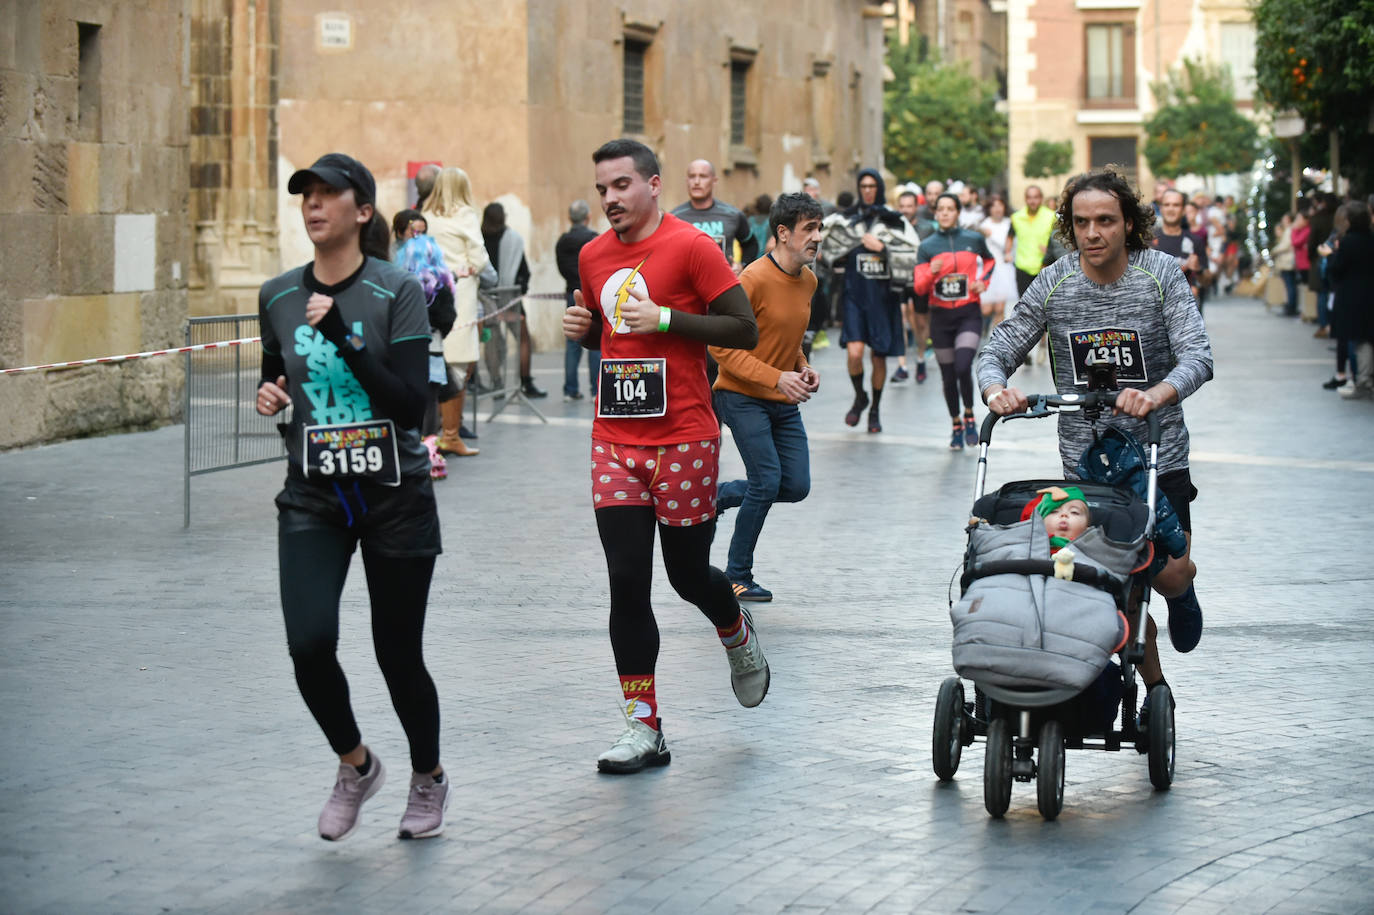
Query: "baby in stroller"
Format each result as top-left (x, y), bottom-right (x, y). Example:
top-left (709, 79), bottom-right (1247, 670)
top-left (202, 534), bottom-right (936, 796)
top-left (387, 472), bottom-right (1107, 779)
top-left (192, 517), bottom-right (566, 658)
top-left (934, 456), bottom-right (1174, 819)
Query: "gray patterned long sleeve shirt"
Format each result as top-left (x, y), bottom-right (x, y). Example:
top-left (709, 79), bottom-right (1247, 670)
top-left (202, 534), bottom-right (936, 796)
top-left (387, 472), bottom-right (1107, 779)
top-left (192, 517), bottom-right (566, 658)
top-left (976, 248), bottom-right (1213, 474)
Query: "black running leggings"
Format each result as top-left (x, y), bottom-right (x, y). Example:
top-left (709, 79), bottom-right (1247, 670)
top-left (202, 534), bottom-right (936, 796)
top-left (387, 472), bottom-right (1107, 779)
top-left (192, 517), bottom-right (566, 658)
top-left (931, 304), bottom-right (982, 418)
top-left (596, 507), bottom-right (740, 676)
top-left (279, 528), bottom-right (440, 773)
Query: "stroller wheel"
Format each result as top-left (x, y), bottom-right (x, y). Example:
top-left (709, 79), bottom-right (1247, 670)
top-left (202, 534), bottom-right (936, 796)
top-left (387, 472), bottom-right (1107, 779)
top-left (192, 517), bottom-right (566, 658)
top-left (932, 678), bottom-right (964, 781)
top-left (983, 717), bottom-right (1013, 818)
top-left (1036, 719), bottom-right (1066, 821)
top-left (1147, 684), bottom-right (1176, 789)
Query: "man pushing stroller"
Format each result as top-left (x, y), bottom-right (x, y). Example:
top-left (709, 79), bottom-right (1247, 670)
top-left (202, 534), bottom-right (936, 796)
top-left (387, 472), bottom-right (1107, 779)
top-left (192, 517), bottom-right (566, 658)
top-left (977, 167), bottom-right (1214, 722)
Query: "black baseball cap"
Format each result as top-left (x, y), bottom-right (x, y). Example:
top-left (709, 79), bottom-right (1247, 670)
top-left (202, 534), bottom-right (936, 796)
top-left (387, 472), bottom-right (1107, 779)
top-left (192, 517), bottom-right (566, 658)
top-left (287, 153), bottom-right (376, 205)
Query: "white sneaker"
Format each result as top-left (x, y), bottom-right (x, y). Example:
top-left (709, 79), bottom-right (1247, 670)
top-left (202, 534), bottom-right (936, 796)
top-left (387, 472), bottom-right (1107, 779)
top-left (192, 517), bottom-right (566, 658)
top-left (1338, 382), bottom-right (1368, 399)
top-left (597, 716), bottom-right (670, 774)
top-left (397, 772), bottom-right (450, 839)
top-left (726, 610), bottom-right (770, 707)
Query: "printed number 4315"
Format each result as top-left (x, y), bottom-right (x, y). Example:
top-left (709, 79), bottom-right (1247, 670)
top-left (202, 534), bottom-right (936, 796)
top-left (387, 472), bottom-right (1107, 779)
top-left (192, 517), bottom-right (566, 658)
top-left (1084, 346), bottom-right (1133, 367)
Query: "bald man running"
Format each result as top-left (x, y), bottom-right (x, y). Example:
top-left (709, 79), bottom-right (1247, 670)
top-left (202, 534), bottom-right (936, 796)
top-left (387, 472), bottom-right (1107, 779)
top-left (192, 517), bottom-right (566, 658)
top-left (671, 159), bottom-right (758, 277)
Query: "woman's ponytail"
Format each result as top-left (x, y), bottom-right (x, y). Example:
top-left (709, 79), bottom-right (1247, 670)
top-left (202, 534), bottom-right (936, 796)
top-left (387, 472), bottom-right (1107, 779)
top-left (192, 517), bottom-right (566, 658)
top-left (361, 210), bottom-right (391, 261)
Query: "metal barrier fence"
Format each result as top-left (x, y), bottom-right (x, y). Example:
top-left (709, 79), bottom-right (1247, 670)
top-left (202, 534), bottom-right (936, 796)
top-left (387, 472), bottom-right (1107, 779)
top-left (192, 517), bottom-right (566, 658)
top-left (476, 285), bottom-right (548, 424)
top-left (183, 314), bottom-right (285, 526)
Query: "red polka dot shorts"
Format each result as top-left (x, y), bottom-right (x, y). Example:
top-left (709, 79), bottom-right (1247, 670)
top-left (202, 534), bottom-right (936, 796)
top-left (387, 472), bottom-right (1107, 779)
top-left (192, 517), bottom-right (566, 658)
top-left (590, 437), bottom-right (719, 527)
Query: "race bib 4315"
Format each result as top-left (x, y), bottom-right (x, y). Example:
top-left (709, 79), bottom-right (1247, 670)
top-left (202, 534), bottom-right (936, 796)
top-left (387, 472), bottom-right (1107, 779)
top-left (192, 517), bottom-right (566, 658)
top-left (1066, 327), bottom-right (1148, 384)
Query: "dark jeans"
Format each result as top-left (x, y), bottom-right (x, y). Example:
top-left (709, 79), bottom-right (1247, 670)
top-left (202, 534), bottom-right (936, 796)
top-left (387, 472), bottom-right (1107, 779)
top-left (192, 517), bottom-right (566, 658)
top-left (713, 389), bottom-right (811, 582)
top-left (1280, 269), bottom-right (1299, 314)
top-left (563, 292), bottom-right (600, 395)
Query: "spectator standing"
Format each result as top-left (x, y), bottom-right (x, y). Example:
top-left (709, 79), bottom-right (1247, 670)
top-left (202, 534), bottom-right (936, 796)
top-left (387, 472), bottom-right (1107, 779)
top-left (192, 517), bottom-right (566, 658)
top-left (420, 167), bottom-right (487, 457)
top-left (556, 200), bottom-right (600, 401)
top-left (1308, 193), bottom-right (1336, 337)
top-left (481, 202), bottom-right (546, 399)
top-left (1271, 212), bottom-right (1299, 317)
top-left (1326, 201), bottom-right (1374, 398)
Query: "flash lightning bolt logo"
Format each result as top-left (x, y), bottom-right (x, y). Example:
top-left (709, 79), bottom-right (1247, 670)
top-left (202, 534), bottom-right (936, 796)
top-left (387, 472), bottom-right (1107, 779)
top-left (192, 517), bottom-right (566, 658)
top-left (609, 256), bottom-right (651, 333)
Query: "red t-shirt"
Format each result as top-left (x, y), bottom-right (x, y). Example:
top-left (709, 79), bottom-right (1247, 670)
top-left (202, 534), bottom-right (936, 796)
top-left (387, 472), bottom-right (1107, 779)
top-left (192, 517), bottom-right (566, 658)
top-left (579, 212), bottom-right (740, 446)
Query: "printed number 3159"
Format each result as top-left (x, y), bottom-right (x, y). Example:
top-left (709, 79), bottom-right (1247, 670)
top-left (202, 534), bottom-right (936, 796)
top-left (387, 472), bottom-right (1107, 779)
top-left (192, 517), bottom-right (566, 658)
top-left (319, 446), bottom-right (383, 475)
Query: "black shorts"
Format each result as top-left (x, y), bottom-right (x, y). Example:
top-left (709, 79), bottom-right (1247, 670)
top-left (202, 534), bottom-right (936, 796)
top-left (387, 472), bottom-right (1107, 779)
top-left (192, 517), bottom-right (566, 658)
top-left (909, 292), bottom-right (930, 315)
top-left (275, 470), bottom-right (442, 557)
top-left (929, 303), bottom-right (983, 351)
top-left (1015, 268), bottom-right (1038, 298)
top-left (841, 296), bottom-right (905, 356)
top-left (1156, 467), bottom-right (1197, 533)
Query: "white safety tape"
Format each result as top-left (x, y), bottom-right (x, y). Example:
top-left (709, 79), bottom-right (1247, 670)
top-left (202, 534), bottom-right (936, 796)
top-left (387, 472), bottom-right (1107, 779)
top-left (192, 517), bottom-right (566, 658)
top-left (2, 290), bottom-right (569, 375)
top-left (0, 338), bottom-right (261, 375)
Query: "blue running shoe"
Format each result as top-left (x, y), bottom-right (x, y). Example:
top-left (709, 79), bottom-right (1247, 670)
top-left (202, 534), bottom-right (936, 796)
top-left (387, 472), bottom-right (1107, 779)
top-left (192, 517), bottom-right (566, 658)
top-left (731, 581), bottom-right (773, 602)
top-left (949, 426), bottom-right (964, 451)
top-left (1166, 585), bottom-right (1203, 652)
top-left (892, 366), bottom-right (910, 382)
top-left (963, 414), bottom-right (978, 447)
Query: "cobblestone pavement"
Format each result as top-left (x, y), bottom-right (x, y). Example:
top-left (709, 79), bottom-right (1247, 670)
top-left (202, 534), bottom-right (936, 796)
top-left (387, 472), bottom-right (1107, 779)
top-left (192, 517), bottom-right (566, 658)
top-left (2, 295), bottom-right (1372, 914)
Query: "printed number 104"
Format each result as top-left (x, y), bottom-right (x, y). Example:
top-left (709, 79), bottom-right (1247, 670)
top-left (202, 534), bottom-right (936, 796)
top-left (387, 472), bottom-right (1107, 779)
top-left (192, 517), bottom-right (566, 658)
top-left (320, 446), bottom-right (382, 475)
top-left (614, 378), bottom-right (647, 402)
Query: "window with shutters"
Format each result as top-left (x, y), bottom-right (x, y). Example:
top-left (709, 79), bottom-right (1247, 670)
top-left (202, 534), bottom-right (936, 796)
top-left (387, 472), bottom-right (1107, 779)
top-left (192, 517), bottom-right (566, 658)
top-left (1083, 22), bottom-right (1135, 107)
top-left (1219, 21), bottom-right (1256, 103)
top-left (1089, 136), bottom-right (1138, 184)
top-left (730, 59), bottom-right (750, 146)
top-left (623, 39), bottom-right (647, 135)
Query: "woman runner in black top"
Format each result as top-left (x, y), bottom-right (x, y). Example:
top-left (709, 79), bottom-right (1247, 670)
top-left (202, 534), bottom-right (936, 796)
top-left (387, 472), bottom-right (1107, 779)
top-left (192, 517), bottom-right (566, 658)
top-left (255, 153), bottom-right (450, 842)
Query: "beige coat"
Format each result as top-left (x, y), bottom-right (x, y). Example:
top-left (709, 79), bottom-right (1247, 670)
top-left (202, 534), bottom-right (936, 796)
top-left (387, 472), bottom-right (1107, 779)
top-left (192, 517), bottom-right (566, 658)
top-left (425, 207), bottom-right (489, 364)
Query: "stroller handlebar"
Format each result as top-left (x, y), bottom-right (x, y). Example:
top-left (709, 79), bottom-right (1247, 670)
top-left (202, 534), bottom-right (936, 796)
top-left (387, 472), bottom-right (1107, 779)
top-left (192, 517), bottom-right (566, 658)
top-left (979, 393), bottom-right (1163, 446)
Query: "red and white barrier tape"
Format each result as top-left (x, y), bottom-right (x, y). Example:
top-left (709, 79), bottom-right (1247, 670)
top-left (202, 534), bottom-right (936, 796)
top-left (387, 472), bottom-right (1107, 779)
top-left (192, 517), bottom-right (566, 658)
top-left (2, 291), bottom-right (568, 375)
top-left (0, 338), bottom-right (261, 375)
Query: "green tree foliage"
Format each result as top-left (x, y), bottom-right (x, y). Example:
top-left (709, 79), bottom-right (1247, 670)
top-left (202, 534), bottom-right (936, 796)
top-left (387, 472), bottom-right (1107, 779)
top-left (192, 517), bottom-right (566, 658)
top-left (1143, 59), bottom-right (1259, 177)
top-left (884, 34), bottom-right (1007, 188)
top-left (1254, 0), bottom-right (1374, 193)
top-left (1254, 0), bottom-right (1374, 134)
top-left (1022, 139), bottom-right (1073, 180)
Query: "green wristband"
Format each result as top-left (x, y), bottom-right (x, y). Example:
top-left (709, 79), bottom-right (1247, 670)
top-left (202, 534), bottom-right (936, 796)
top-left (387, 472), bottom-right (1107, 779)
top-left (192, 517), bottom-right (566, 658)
top-left (658, 306), bottom-right (671, 333)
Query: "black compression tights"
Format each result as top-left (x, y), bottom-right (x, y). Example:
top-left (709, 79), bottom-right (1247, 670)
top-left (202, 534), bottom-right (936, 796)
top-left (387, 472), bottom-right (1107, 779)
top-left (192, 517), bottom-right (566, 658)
top-left (595, 507), bottom-right (741, 676)
top-left (931, 307), bottom-right (982, 417)
top-left (279, 528), bottom-right (440, 773)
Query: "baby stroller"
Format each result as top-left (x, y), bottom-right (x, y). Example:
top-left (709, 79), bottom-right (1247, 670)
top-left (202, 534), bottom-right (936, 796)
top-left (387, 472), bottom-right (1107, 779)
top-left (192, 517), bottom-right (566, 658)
top-left (931, 392), bottom-right (1175, 820)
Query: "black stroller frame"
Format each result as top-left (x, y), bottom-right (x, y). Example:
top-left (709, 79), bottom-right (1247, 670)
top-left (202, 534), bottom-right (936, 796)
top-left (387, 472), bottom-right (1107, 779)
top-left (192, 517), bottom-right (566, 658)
top-left (932, 392), bottom-right (1176, 820)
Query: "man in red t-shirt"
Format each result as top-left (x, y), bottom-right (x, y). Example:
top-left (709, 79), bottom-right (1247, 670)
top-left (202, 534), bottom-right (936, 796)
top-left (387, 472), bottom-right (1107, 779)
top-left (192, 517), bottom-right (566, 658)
top-left (563, 139), bottom-right (769, 774)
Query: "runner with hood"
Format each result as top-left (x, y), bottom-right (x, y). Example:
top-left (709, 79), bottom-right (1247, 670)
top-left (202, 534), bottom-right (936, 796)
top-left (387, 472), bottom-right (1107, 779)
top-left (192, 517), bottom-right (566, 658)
top-left (834, 168), bottom-right (918, 432)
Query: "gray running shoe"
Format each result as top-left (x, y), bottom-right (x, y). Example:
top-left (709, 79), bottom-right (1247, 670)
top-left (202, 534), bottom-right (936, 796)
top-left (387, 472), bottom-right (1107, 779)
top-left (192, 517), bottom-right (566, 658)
top-left (726, 610), bottom-right (770, 707)
top-left (398, 772), bottom-right (450, 839)
top-left (318, 754), bottom-right (386, 841)
top-left (597, 716), bottom-right (670, 774)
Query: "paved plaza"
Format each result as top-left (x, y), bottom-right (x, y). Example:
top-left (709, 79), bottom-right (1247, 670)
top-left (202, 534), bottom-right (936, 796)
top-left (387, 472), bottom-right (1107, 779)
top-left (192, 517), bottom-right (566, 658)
top-left (2, 295), bottom-right (1372, 914)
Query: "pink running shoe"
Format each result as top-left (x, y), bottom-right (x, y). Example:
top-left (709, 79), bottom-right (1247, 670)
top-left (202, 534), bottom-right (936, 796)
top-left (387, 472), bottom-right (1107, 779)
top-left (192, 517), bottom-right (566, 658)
top-left (422, 435), bottom-right (447, 480)
top-left (318, 754), bottom-right (386, 841)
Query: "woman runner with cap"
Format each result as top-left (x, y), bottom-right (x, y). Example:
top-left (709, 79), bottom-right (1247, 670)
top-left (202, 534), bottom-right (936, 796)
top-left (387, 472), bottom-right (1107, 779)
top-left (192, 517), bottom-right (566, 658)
top-left (256, 152), bottom-right (450, 841)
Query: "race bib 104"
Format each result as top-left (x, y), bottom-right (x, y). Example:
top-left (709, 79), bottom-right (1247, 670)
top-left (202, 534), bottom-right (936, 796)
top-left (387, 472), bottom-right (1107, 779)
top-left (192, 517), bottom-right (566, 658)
top-left (303, 419), bottom-right (401, 486)
top-left (597, 358), bottom-right (667, 418)
top-left (1066, 327), bottom-right (1148, 384)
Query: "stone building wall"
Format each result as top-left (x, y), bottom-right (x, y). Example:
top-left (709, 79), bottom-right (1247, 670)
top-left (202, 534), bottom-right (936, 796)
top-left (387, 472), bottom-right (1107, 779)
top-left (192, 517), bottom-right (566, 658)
top-left (0, 0), bottom-right (190, 450)
top-left (188, 0), bottom-right (281, 318)
top-left (273, 0), bottom-right (883, 350)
